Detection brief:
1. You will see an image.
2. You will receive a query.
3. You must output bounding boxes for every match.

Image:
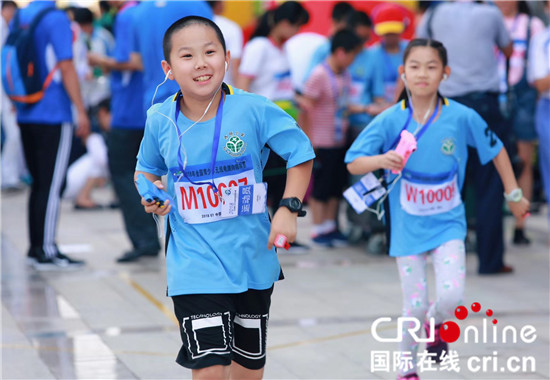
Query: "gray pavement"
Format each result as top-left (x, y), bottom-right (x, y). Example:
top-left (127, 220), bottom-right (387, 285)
top-left (1, 186), bottom-right (549, 380)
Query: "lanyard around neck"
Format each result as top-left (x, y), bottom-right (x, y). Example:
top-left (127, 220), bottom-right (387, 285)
top-left (389, 99), bottom-right (441, 150)
top-left (322, 62), bottom-right (349, 141)
top-left (322, 62), bottom-right (349, 102)
top-left (174, 91), bottom-right (225, 193)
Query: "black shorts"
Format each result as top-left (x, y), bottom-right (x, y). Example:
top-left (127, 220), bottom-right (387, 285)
top-left (312, 147), bottom-right (348, 202)
top-left (172, 287), bottom-right (273, 370)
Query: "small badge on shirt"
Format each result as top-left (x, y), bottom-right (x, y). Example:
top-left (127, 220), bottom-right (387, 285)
top-left (221, 183), bottom-right (267, 218)
top-left (441, 137), bottom-right (456, 155)
top-left (224, 132), bottom-right (247, 157)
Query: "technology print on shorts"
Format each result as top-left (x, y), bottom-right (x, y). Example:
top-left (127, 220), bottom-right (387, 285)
top-left (182, 312), bottom-right (232, 359)
top-left (231, 313), bottom-right (269, 360)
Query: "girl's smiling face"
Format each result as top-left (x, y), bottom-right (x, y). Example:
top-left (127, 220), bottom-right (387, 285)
top-left (164, 23), bottom-right (228, 100)
top-left (402, 46), bottom-right (448, 98)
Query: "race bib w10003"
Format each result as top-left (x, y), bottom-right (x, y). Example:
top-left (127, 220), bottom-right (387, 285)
top-left (400, 174), bottom-right (461, 216)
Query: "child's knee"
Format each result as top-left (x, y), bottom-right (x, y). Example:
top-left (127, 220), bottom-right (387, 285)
top-left (436, 290), bottom-right (463, 316)
top-left (403, 304), bottom-right (429, 322)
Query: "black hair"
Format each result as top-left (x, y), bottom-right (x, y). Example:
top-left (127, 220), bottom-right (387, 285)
top-left (349, 10), bottom-right (372, 28)
top-left (402, 38), bottom-right (447, 67)
top-left (1, 1), bottom-right (17, 11)
top-left (331, 2), bottom-right (355, 22)
top-left (73, 7), bottom-right (94, 25)
top-left (99, 1), bottom-right (110, 14)
top-left (250, 1), bottom-right (309, 39)
top-left (97, 97), bottom-right (111, 112)
top-left (163, 16), bottom-right (226, 63)
top-left (397, 38), bottom-right (448, 102)
top-left (417, 0), bottom-right (438, 13)
top-left (206, 1), bottom-right (220, 10)
top-left (330, 28), bottom-right (362, 53)
top-left (517, 1), bottom-right (531, 16)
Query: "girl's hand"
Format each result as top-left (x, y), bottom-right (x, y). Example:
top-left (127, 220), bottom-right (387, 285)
top-left (379, 151), bottom-right (404, 172)
top-left (508, 197), bottom-right (530, 220)
top-left (267, 207), bottom-right (297, 250)
top-left (140, 180), bottom-right (172, 216)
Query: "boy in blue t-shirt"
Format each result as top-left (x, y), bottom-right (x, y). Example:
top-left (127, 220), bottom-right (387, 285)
top-left (135, 16), bottom-right (314, 378)
top-left (369, 3), bottom-right (409, 103)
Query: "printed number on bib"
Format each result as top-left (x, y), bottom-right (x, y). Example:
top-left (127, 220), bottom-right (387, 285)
top-left (173, 155), bottom-right (264, 224)
top-left (400, 174), bottom-right (461, 216)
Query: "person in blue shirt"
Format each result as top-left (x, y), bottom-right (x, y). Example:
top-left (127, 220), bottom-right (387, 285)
top-left (15, 0), bottom-right (90, 270)
top-left (346, 39), bottom-right (529, 380)
top-left (135, 16), bottom-right (314, 378)
top-left (89, 1), bottom-right (161, 263)
top-left (369, 2), bottom-right (410, 104)
top-left (346, 11), bottom-right (388, 135)
top-left (131, 0), bottom-right (212, 112)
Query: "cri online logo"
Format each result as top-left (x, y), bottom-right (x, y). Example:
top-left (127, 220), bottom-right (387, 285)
top-left (440, 302), bottom-right (495, 343)
top-left (372, 301), bottom-right (537, 344)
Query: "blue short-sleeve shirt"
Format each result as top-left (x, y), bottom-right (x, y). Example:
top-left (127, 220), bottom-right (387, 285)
top-left (110, 2), bottom-right (146, 129)
top-left (302, 41), bottom-right (331, 86)
top-left (369, 41), bottom-right (408, 103)
top-left (137, 87), bottom-right (315, 296)
top-left (345, 99), bottom-right (503, 257)
top-left (348, 48), bottom-right (385, 128)
top-left (15, 1), bottom-right (73, 124)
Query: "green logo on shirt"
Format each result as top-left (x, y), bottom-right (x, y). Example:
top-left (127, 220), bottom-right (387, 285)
top-left (224, 132), bottom-right (247, 157)
top-left (441, 138), bottom-right (456, 155)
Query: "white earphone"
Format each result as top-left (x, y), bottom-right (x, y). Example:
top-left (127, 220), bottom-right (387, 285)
top-left (166, 69), bottom-right (172, 78)
top-left (443, 73), bottom-right (448, 81)
top-left (225, 62), bottom-right (228, 72)
top-left (400, 73), bottom-right (406, 82)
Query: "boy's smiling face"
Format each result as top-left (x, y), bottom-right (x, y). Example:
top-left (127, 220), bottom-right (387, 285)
top-left (164, 23), bottom-right (228, 101)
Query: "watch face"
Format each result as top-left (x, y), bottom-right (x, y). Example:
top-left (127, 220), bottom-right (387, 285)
top-left (506, 189), bottom-right (523, 202)
top-left (289, 198), bottom-right (301, 210)
top-left (511, 190), bottom-right (522, 202)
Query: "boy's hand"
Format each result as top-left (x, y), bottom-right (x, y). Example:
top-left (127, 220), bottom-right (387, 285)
top-left (508, 197), bottom-right (530, 220)
top-left (268, 207), bottom-right (298, 250)
top-left (141, 180), bottom-right (172, 216)
top-left (379, 151), bottom-right (404, 172)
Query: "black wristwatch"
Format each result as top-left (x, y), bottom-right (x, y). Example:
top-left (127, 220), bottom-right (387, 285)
top-left (279, 197), bottom-right (306, 217)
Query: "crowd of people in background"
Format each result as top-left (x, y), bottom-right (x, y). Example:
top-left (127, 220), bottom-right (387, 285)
top-left (1, 0), bottom-right (548, 268)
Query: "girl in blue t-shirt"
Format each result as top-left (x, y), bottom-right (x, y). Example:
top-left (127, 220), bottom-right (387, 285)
top-left (135, 16), bottom-right (314, 379)
top-left (346, 39), bottom-right (529, 380)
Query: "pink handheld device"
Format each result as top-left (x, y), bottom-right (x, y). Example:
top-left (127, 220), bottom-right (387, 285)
top-left (392, 130), bottom-right (417, 174)
top-left (274, 234), bottom-right (290, 250)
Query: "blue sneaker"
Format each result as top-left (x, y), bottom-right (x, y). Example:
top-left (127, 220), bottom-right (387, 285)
top-left (312, 233), bottom-right (333, 247)
top-left (326, 230), bottom-right (348, 247)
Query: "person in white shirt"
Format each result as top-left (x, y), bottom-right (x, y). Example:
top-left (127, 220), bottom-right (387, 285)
top-left (284, 31), bottom-right (327, 93)
top-left (237, 1), bottom-right (311, 254)
top-left (207, 1), bottom-right (243, 86)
